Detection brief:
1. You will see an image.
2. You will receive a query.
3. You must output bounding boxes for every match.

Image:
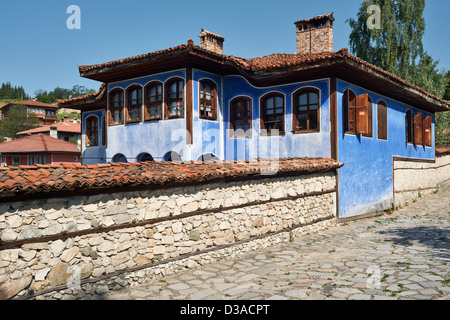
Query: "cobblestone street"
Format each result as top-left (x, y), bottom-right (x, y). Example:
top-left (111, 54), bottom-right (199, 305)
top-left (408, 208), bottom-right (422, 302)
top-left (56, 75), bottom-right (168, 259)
top-left (105, 186), bottom-right (450, 301)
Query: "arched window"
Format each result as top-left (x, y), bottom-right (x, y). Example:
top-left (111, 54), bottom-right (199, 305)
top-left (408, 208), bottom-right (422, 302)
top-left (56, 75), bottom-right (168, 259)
top-left (343, 88), bottom-right (356, 134)
top-left (260, 93), bottom-right (285, 135)
top-left (137, 153), bottom-right (154, 162)
top-left (145, 81), bottom-right (163, 120)
top-left (112, 154), bottom-right (127, 163)
top-left (85, 115), bottom-right (98, 147)
top-left (164, 151), bottom-right (182, 163)
top-left (108, 89), bottom-right (124, 125)
top-left (230, 97), bottom-right (252, 137)
top-left (126, 86), bottom-right (142, 122)
top-left (377, 100), bottom-right (388, 140)
top-left (199, 80), bottom-right (217, 120)
top-left (293, 88), bottom-right (320, 132)
top-left (165, 78), bottom-right (184, 119)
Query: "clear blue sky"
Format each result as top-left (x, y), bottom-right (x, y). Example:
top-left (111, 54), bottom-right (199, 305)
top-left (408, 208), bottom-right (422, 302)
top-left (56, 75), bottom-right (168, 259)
top-left (0, 0), bottom-right (448, 98)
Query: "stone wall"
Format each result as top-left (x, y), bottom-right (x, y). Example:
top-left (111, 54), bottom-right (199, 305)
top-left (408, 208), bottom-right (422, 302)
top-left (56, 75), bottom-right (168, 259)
top-left (393, 152), bottom-right (450, 208)
top-left (0, 170), bottom-right (337, 300)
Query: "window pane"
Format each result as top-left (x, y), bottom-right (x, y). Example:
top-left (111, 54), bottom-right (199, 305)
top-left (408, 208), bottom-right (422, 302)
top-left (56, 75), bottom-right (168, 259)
top-left (309, 113), bottom-right (318, 130)
top-left (299, 93), bottom-right (307, 105)
top-left (275, 97), bottom-right (283, 108)
top-left (309, 93), bottom-right (318, 104)
top-left (297, 114), bottom-right (307, 130)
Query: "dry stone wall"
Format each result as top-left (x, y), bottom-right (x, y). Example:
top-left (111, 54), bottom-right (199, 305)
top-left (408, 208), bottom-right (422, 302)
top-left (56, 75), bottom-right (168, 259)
top-left (0, 171), bottom-right (337, 300)
top-left (393, 153), bottom-right (450, 207)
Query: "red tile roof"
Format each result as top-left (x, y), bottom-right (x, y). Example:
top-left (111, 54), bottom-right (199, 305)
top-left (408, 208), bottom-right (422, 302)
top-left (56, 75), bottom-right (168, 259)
top-left (0, 157), bottom-right (342, 196)
top-left (7, 100), bottom-right (59, 109)
top-left (17, 121), bottom-right (81, 136)
top-left (199, 28), bottom-right (225, 41)
top-left (58, 83), bottom-right (106, 107)
top-left (69, 43), bottom-right (449, 111)
top-left (0, 134), bottom-right (80, 154)
top-left (294, 12), bottom-right (335, 25)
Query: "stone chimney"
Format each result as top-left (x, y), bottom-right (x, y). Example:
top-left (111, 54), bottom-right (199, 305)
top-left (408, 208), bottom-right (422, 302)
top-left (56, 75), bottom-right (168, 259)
top-left (50, 126), bottom-right (58, 139)
top-left (198, 29), bottom-right (225, 55)
top-left (294, 13), bottom-right (334, 55)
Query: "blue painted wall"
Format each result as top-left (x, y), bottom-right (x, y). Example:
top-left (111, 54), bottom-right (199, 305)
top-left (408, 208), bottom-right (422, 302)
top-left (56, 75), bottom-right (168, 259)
top-left (222, 76), bottom-right (331, 160)
top-left (105, 69), bottom-right (188, 162)
top-left (336, 79), bottom-right (435, 218)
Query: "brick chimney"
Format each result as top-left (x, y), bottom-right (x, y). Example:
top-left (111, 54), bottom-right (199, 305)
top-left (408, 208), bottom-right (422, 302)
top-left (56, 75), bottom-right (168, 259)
top-left (294, 13), bottom-right (334, 55)
top-left (198, 29), bottom-right (225, 55)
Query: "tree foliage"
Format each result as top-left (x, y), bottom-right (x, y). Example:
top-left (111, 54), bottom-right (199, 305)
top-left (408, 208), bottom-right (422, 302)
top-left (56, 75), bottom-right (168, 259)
top-left (0, 105), bottom-right (40, 141)
top-left (347, 0), bottom-right (446, 97)
top-left (34, 85), bottom-right (96, 104)
top-left (0, 82), bottom-right (30, 101)
top-left (348, 0), bottom-right (449, 146)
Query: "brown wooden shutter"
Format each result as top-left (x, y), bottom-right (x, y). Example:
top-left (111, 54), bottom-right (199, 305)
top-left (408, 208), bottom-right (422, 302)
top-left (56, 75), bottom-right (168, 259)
top-left (107, 109), bottom-right (114, 125)
top-left (413, 113), bottom-right (423, 145)
top-left (355, 94), bottom-right (369, 135)
top-left (423, 116), bottom-right (432, 147)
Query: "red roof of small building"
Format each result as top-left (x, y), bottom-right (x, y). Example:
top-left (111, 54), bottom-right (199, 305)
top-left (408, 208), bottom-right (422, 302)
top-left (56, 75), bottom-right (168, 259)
top-left (17, 121), bottom-right (81, 136)
top-left (8, 100), bottom-right (59, 109)
top-left (0, 134), bottom-right (80, 154)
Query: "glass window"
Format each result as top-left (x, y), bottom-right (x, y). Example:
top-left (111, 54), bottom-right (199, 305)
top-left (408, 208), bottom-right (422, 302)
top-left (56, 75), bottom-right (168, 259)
top-left (199, 80), bottom-right (217, 120)
top-left (109, 90), bottom-right (124, 125)
top-left (230, 97), bottom-right (252, 137)
top-left (165, 79), bottom-right (184, 119)
top-left (293, 88), bottom-right (320, 132)
top-left (261, 93), bottom-right (284, 134)
top-left (126, 86), bottom-right (142, 122)
top-left (146, 82), bottom-right (162, 120)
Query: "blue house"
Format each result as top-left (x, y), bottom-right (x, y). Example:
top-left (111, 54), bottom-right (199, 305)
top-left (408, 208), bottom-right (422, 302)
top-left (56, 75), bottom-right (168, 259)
top-left (59, 13), bottom-right (450, 219)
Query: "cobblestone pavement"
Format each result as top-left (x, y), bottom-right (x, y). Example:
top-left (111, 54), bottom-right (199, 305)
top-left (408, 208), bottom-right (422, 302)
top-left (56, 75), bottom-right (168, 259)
top-left (105, 187), bottom-right (450, 301)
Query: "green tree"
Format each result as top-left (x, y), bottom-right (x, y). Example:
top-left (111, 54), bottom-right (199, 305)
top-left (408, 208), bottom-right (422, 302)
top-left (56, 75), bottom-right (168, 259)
top-left (348, 0), bottom-right (449, 146)
top-left (35, 85), bottom-right (95, 103)
top-left (0, 105), bottom-right (40, 141)
top-left (0, 82), bottom-right (30, 101)
top-left (347, 0), bottom-right (446, 96)
top-left (435, 71), bottom-right (450, 146)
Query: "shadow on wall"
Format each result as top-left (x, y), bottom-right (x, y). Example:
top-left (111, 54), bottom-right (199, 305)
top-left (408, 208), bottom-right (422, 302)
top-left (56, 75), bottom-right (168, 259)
top-left (378, 226), bottom-right (450, 260)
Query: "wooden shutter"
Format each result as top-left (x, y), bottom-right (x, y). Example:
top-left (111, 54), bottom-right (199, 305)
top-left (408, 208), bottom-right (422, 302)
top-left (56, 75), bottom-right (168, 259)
top-left (355, 94), bottom-right (369, 135)
top-left (423, 116), bottom-right (432, 147)
top-left (107, 109), bottom-right (114, 125)
top-left (377, 102), bottom-right (388, 140)
top-left (413, 113), bottom-right (423, 145)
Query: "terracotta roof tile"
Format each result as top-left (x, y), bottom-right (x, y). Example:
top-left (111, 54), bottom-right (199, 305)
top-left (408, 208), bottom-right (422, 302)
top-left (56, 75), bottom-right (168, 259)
top-left (63, 41), bottom-right (449, 111)
top-left (17, 121), bottom-right (80, 136)
top-left (294, 12), bottom-right (335, 25)
top-left (0, 158), bottom-right (342, 197)
top-left (7, 100), bottom-right (59, 109)
top-left (0, 134), bottom-right (80, 154)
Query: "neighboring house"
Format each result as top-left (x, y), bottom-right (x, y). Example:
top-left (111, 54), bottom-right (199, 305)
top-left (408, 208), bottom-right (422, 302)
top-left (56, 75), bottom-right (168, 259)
top-left (58, 13), bottom-right (450, 219)
top-left (17, 116), bottom-right (81, 146)
top-left (1, 99), bottom-right (58, 126)
top-left (0, 134), bottom-right (81, 167)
